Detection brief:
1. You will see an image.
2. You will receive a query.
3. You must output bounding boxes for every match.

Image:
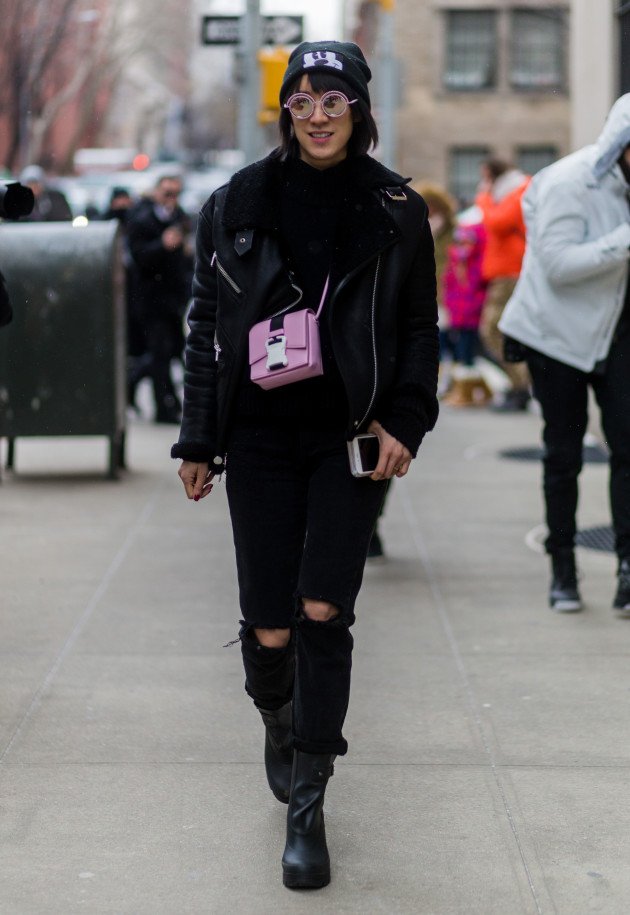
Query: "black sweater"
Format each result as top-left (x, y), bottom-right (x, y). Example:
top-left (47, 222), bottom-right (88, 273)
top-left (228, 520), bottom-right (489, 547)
top-left (234, 156), bottom-right (350, 420)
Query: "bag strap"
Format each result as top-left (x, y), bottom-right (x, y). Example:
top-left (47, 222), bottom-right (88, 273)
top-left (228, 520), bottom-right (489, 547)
top-left (314, 272), bottom-right (330, 319)
top-left (269, 271), bottom-right (330, 332)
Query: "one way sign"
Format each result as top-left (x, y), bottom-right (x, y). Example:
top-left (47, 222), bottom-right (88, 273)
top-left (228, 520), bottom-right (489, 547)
top-left (201, 15), bottom-right (303, 46)
top-left (263, 16), bottom-right (303, 44)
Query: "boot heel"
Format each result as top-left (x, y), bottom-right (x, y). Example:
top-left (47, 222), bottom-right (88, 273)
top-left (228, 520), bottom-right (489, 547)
top-left (283, 869), bottom-right (330, 888)
top-left (282, 752), bottom-right (334, 890)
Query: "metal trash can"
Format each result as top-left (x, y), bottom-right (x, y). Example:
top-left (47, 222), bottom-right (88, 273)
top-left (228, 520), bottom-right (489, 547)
top-left (0, 221), bottom-right (126, 478)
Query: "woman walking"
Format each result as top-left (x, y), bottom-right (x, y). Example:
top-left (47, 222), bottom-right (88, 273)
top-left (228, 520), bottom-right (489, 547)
top-left (172, 41), bottom-right (439, 888)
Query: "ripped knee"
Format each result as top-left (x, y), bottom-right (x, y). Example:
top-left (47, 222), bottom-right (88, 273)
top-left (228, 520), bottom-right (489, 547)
top-left (252, 626), bottom-right (291, 649)
top-left (301, 598), bottom-right (340, 623)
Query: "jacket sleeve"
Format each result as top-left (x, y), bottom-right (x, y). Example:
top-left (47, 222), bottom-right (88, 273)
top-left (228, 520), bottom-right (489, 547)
top-left (376, 218), bottom-right (440, 456)
top-left (534, 180), bottom-right (630, 285)
top-left (171, 207), bottom-right (219, 462)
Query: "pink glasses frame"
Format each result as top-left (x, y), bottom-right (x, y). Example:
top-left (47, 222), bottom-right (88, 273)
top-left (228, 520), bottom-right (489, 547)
top-left (283, 91), bottom-right (358, 120)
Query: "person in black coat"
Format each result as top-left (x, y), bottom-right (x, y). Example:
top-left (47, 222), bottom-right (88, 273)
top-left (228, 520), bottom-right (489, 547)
top-left (172, 42), bottom-right (439, 888)
top-left (101, 187), bottom-right (148, 411)
top-left (126, 175), bottom-right (193, 423)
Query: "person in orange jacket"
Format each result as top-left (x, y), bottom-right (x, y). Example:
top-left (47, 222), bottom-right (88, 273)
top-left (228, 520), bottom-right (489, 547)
top-left (475, 158), bottom-right (531, 411)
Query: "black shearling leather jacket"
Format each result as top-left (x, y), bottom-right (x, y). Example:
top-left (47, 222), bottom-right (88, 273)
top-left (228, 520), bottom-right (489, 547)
top-left (172, 153), bottom-right (439, 469)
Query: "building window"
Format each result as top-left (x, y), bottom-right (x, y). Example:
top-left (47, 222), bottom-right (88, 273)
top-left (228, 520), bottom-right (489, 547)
top-left (449, 147), bottom-right (490, 207)
top-left (510, 9), bottom-right (566, 91)
top-left (517, 146), bottom-right (558, 175)
top-left (444, 11), bottom-right (498, 91)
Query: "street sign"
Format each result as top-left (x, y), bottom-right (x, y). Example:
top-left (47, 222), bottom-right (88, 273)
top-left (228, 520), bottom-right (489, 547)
top-left (201, 16), bottom-right (240, 45)
top-left (201, 15), bottom-right (303, 46)
top-left (263, 16), bottom-right (303, 44)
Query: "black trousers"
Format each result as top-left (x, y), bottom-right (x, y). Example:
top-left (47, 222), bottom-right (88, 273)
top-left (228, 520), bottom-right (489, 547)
top-left (225, 414), bottom-right (387, 756)
top-left (138, 315), bottom-right (183, 415)
top-left (526, 340), bottom-right (630, 559)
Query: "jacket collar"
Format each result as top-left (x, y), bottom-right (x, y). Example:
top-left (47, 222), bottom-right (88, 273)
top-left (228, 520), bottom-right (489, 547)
top-left (222, 153), bottom-right (407, 277)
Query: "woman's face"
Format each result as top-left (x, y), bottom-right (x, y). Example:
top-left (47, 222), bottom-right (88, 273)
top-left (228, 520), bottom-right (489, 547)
top-left (290, 76), bottom-right (354, 170)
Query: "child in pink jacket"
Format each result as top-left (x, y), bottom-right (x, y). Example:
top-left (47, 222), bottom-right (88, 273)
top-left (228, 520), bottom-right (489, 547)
top-left (442, 223), bottom-right (490, 405)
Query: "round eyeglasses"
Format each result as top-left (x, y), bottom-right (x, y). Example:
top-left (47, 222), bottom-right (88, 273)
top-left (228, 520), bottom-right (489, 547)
top-left (283, 91), bottom-right (357, 120)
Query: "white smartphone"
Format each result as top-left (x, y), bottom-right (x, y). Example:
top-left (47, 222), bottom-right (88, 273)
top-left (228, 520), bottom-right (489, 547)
top-left (347, 433), bottom-right (380, 478)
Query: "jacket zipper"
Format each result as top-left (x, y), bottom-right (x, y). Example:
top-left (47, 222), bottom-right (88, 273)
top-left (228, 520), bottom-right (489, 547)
top-left (211, 252), bottom-right (242, 296)
top-left (355, 256), bottom-right (381, 430)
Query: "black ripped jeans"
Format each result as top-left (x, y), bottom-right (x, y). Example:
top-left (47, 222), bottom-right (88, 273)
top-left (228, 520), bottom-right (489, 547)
top-left (225, 414), bottom-right (387, 756)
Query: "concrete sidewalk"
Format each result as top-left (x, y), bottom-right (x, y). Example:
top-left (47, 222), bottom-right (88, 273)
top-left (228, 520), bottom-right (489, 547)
top-left (1, 403), bottom-right (628, 915)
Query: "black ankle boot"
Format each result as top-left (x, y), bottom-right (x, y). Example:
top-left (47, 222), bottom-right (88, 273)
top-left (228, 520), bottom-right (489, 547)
top-left (549, 548), bottom-right (582, 612)
top-left (258, 702), bottom-right (293, 803)
top-left (282, 751), bottom-right (335, 889)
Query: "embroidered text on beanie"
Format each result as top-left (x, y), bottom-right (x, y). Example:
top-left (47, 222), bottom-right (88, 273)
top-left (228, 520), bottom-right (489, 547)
top-left (279, 41), bottom-right (372, 108)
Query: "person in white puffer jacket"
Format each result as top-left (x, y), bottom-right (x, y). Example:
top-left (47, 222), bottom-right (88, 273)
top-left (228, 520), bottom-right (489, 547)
top-left (500, 93), bottom-right (630, 615)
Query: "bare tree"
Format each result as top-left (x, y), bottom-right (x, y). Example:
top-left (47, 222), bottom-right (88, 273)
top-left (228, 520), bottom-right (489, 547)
top-left (0, 0), bottom-right (101, 169)
top-left (0, 0), bottom-right (194, 173)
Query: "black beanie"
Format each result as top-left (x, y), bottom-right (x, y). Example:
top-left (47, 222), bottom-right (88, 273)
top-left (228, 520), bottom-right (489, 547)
top-left (279, 41), bottom-right (372, 108)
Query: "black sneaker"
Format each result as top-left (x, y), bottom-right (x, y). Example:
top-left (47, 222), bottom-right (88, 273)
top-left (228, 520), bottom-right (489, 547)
top-left (613, 558), bottom-right (630, 613)
top-left (549, 549), bottom-right (582, 612)
top-left (491, 389), bottom-right (530, 413)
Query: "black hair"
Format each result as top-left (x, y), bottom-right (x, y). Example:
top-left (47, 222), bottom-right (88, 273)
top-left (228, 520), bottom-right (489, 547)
top-left (483, 157), bottom-right (511, 180)
top-left (275, 71), bottom-right (378, 160)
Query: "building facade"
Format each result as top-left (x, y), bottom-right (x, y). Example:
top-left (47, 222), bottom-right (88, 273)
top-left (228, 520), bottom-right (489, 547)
top-left (351, 0), bottom-right (573, 204)
top-left (570, 0), bottom-right (616, 148)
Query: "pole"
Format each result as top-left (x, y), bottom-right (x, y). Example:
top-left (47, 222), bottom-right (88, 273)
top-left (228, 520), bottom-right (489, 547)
top-left (376, 5), bottom-right (397, 169)
top-left (237, 0), bottom-right (262, 164)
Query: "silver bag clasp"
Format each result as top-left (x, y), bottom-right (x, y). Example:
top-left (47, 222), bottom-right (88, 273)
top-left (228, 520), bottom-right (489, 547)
top-left (265, 334), bottom-right (288, 370)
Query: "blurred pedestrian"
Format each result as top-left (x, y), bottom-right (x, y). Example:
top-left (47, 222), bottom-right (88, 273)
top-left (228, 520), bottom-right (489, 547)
top-left (19, 165), bottom-right (72, 222)
top-left (414, 182), bottom-right (457, 394)
top-left (101, 187), bottom-right (149, 412)
top-left (172, 41), bottom-right (439, 888)
top-left (102, 186), bottom-right (133, 222)
top-left (127, 175), bottom-right (193, 423)
top-left (442, 222), bottom-right (491, 406)
top-left (475, 158), bottom-right (531, 410)
top-left (500, 93), bottom-right (630, 614)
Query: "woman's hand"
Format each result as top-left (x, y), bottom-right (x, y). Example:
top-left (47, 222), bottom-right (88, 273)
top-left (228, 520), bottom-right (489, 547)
top-left (367, 420), bottom-right (412, 481)
top-left (178, 461), bottom-right (215, 501)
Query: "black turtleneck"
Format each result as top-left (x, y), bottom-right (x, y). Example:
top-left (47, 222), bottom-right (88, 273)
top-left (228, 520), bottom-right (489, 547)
top-left (235, 155), bottom-right (350, 420)
top-left (279, 156), bottom-right (349, 308)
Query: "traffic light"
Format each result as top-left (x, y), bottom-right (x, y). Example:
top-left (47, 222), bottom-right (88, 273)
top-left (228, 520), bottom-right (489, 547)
top-left (258, 47), bottom-right (290, 124)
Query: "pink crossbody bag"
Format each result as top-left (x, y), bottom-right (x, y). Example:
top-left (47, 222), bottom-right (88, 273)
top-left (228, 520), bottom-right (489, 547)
top-left (248, 273), bottom-right (330, 390)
